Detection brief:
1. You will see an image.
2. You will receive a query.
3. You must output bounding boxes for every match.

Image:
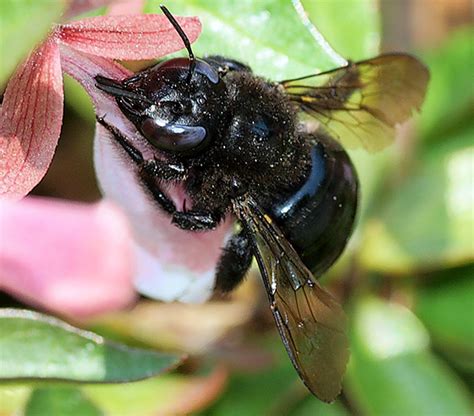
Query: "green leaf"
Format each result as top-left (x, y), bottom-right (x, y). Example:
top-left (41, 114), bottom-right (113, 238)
top-left (359, 124), bottom-right (474, 273)
top-left (25, 386), bottom-right (101, 416)
top-left (415, 265), bottom-right (474, 371)
top-left (64, 74), bottom-right (96, 123)
top-left (0, 384), bottom-right (31, 414)
top-left (300, 0), bottom-right (380, 60)
top-left (82, 370), bottom-right (223, 415)
top-left (146, 0), bottom-right (379, 80)
top-left (0, 0), bottom-right (66, 86)
top-left (419, 27), bottom-right (474, 143)
top-left (202, 336), bottom-right (347, 416)
top-left (0, 368), bottom-right (225, 416)
top-left (69, 5), bottom-right (107, 20)
top-left (346, 298), bottom-right (472, 416)
top-left (290, 396), bottom-right (349, 416)
top-left (203, 353), bottom-right (298, 415)
top-left (0, 309), bottom-right (184, 382)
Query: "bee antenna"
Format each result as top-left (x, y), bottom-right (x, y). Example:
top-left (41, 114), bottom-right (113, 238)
top-left (160, 5), bottom-right (196, 83)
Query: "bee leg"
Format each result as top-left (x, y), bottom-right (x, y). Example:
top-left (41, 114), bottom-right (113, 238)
top-left (214, 229), bottom-right (253, 292)
top-left (96, 115), bottom-right (145, 164)
top-left (140, 159), bottom-right (186, 181)
top-left (97, 116), bottom-right (222, 231)
top-left (171, 209), bottom-right (223, 231)
top-left (97, 116), bottom-right (187, 181)
top-left (96, 116), bottom-right (183, 214)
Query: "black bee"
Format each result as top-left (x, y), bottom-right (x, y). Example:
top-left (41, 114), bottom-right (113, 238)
top-left (95, 6), bottom-right (429, 402)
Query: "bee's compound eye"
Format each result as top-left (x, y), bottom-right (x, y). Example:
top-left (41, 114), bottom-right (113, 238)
top-left (194, 60), bottom-right (220, 84)
top-left (155, 58), bottom-right (220, 84)
top-left (141, 118), bottom-right (207, 153)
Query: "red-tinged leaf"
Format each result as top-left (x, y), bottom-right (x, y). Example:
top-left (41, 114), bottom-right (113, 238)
top-left (58, 14), bottom-right (201, 60)
top-left (0, 37), bottom-right (63, 200)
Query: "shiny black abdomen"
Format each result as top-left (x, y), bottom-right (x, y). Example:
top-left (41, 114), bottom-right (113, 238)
top-left (267, 137), bottom-right (359, 276)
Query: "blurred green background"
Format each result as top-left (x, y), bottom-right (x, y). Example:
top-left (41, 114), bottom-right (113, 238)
top-left (1, 0), bottom-right (473, 414)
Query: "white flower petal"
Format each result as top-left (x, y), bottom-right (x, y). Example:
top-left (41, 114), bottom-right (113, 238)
top-left (94, 127), bottom-right (233, 303)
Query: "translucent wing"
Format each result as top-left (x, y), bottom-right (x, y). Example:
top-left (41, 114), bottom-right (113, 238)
top-left (281, 53), bottom-right (429, 151)
top-left (233, 195), bottom-right (349, 402)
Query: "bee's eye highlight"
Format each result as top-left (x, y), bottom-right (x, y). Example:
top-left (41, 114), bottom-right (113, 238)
top-left (194, 60), bottom-right (220, 84)
top-left (140, 118), bottom-right (208, 153)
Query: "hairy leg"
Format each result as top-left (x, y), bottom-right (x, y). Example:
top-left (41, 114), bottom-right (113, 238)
top-left (97, 116), bottom-right (222, 230)
top-left (214, 229), bottom-right (253, 292)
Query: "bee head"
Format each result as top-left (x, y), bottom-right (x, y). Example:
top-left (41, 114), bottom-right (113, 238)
top-left (95, 6), bottom-right (229, 156)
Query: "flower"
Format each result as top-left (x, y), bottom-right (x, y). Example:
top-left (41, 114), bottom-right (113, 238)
top-left (0, 197), bottom-right (134, 318)
top-left (0, 2), bottom-right (233, 312)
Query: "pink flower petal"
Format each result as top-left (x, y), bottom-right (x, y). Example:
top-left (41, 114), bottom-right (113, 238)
top-left (0, 197), bottom-right (135, 318)
top-left (58, 14), bottom-right (201, 60)
top-left (60, 45), bottom-right (137, 146)
top-left (60, 44), bottom-right (131, 113)
top-left (0, 37), bottom-right (63, 199)
top-left (107, 0), bottom-right (144, 15)
top-left (64, 0), bottom-right (113, 20)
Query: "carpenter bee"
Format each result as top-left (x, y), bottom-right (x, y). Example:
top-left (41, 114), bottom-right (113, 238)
top-left (95, 6), bottom-right (429, 402)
